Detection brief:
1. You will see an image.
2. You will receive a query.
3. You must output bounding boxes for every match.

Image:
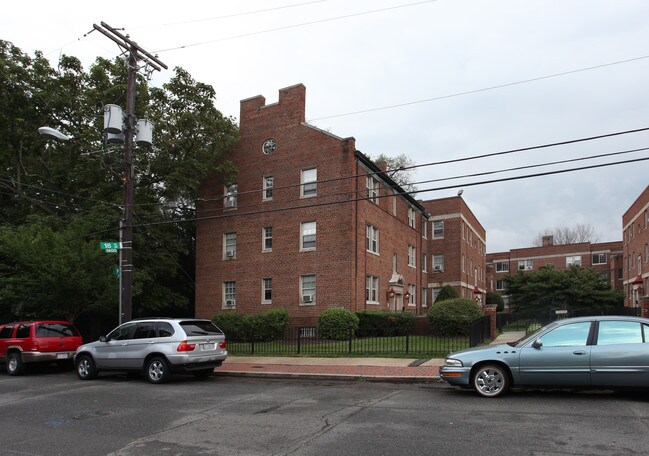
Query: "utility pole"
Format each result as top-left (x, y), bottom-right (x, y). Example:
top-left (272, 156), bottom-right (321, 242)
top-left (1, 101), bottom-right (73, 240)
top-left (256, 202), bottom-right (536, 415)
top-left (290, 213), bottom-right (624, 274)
top-left (93, 22), bottom-right (167, 323)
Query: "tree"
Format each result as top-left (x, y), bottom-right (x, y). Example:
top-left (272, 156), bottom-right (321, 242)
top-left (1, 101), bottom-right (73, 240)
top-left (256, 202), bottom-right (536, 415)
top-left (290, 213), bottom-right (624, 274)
top-left (533, 224), bottom-right (599, 246)
top-left (0, 41), bottom-right (238, 323)
top-left (372, 153), bottom-right (418, 194)
top-left (435, 285), bottom-right (459, 302)
top-left (503, 265), bottom-right (624, 317)
top-left (486, 291), bottom-right (505, 312)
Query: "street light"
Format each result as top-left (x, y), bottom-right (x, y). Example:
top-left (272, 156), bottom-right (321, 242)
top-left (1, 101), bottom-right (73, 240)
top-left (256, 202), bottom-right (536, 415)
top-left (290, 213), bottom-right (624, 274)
top-left (38, 126), bottom-right (71, 142)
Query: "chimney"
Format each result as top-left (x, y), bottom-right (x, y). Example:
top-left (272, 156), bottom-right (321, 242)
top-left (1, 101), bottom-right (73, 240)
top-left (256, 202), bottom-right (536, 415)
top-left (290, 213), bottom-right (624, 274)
top-left (542, 235), bottom-right (554, 247)
top-left (375, 160), bottom-right (388, 172)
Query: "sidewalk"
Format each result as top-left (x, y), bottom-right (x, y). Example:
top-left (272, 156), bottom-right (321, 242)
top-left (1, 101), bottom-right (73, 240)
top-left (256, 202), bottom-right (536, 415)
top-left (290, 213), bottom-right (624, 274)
top-left (216, 331), bottom-right (527, 383)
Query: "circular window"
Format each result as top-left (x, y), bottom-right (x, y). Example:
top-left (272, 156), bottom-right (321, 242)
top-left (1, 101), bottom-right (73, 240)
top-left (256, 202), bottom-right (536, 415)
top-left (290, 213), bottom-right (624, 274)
top-left (262, 139), bottom-right (276, 155)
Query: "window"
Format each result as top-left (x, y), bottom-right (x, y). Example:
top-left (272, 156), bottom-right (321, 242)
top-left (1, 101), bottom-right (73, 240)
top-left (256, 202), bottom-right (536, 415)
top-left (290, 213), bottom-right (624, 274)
top-left (566, 256), bottom-right (581, 267)
top-left (301, 168), bottom-right (317, 197)
top-left (408, 208), bottom-right (416, 228)
top-left (432, 288), bottom-right (441, 303)
top-left (301, 222), bottom-right (316, 250)
top-left (496, 280), bottom-right (505, 291)
top-left (224, 183), bottom-right (237, 208)
top-left (262, 227), bottom-right (273, 251)
top-left (36, 323), bottom-right (78, 337)
top-left (540, 322), bottom-right (591, 347)
top-left (262, 278), bottom-right (272, 304)
top-left (433, 254), bottom-right (444, 272)
top-left (300, 275), bottom-right (316, 304)
top-left (366, 225), bottom-right (379, 254)
top-left (223, 281), bottom-right (236, 307)
top-left (408, 284), bottom-right (416, 306)
top-left (133, 322), bottom-right (155, 339)
top-left (108, 323), bottom-right (135, 341)
top-left (366, 276), bottom-right (379, 303)
top-left (421, 288), bottom-right (427, 307)
top-left (592, 253), bottom-right (606, 265)
top-left (495, 261), bottom-right (509, 273)
top-left (263, 176), bottom-right (273, 200)
top-left (422, 219), bottom-right (427, 239)
top-left (366, 176), bottom-right (378, 203)
top-left (16, 325), bottom-right (30, 338)
top-left (156, 322), bottom-right (174, 338)
top-left (518, 259), bottom-right (533, 271)
top-left (408, 245), bottom-right (416, 267)
top-left (422, 253), bottom-right (428, 272)
top-left (433, 221), bottom-right (444, 239)
top-left (597, 321), bottom-right (645, 345)
top-left (392, 254), bottom-right (398, 272)
top-left (0, 326), bottom-right (13, 339)
top-left (224, 232), bottom-right (236, 259)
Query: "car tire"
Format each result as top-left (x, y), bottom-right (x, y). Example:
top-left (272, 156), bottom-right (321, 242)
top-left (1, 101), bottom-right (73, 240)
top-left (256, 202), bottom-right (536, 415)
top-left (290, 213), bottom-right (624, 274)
top-left (472, 364), bottom-right (509, 398)
top-left (145, 357), bottom-right (171, 384)
top-left (76, 354), bottom-right (98, 380)
top-left (193, 368), bottom-right (214, 379)
top-left (6, 352), bottom-right (24, 376)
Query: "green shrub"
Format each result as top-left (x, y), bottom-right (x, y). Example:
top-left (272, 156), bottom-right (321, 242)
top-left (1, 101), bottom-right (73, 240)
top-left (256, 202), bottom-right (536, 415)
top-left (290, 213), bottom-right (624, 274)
top-left (212, 308), bottom-right (289, 342)
top-left (355, 310), bottom-right (414, 336)
top-left (427, 298), bottom-right (483, 336)
top-left (486, 291), bottom-right (505, 312)
top-left (435, 285), bottom-right (459, 302)
top-left (318, 307), bottom-right (359, 340)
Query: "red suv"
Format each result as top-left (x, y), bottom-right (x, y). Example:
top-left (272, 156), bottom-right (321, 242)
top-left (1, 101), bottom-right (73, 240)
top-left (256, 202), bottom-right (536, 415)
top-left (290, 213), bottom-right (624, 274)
top-left (0, 320), bottom-right (83, 375)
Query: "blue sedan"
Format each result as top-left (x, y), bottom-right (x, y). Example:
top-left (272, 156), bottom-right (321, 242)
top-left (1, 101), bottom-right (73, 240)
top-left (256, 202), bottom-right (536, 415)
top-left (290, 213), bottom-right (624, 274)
top-left (440, 315), bottom-right (649, 397)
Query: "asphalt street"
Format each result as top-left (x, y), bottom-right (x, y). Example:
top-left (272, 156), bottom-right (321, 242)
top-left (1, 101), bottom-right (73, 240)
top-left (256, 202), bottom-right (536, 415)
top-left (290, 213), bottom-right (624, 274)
top-left (1, 367), bottom-right (649, 456)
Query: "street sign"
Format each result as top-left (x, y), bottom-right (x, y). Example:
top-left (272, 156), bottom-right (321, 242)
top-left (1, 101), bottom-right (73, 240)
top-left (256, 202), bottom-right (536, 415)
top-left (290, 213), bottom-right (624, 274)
top-left (100, 242), bottom-right (121, 253)
top-left (113, 266), bottom-right (120, 278)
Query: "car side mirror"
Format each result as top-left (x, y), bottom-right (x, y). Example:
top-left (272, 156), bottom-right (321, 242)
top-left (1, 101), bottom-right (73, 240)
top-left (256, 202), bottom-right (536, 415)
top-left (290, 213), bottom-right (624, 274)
top-left (99, 336), bottom-right (108, 342)
top-left (532, 338), bottom-right (543, 349)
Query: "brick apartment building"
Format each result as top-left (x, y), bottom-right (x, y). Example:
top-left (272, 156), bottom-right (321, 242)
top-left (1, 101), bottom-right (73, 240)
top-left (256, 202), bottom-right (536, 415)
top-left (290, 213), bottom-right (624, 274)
top-left (422, 196), bottom-right (487, 304)
top-left (195, 84), bottom-right (433, 325)
top-left (486, 237), bottom-right (624, 307)
top-left (622, 185), bottom-right (649, 307)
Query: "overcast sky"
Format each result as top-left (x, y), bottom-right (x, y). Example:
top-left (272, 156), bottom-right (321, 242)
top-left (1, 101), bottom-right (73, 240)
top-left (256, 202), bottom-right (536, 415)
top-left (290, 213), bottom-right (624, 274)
top-left (4, 0), bottom-right (649, 252)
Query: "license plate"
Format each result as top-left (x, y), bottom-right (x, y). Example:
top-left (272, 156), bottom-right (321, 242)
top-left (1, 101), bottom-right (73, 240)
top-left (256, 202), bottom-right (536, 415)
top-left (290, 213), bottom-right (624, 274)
top-left (202, 343), bottom-right (216, 351)
top-left (56, 353), bottom-right (68, 359)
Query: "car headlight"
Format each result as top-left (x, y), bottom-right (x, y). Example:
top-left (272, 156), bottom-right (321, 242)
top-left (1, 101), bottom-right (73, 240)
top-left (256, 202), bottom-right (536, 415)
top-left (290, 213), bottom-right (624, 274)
top-left (444, 358), bottom-right (463, 367)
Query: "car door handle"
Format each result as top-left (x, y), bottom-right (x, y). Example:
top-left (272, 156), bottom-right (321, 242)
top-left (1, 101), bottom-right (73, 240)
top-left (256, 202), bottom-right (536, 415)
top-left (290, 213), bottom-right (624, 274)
top-left (121, 343), bottom-right (128, 346)
top-left (573, 350), bottom-right (587, 355)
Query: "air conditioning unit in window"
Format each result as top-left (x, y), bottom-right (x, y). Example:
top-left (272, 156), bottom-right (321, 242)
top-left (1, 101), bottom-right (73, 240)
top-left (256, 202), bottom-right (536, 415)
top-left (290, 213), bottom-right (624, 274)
top-left (226, 251), bottom-right (235, 258)
top-left (302, 295), bottom-right (314, 303)
top-left (434, 266), bottom-right (442, 272)
top-left (225, 299), bottom-right (236, 307)
top-left (526, 266), bottom-right (533, 270)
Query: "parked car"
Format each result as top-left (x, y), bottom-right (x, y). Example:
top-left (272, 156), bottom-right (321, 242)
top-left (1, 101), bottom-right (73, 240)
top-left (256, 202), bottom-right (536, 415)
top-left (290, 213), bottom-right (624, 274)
top-left (0, 320), bottom-right (83, 375)
top-left (74, 318), bottom-right (227, 384)
top-left (440, 315), bottom-right (649, 397)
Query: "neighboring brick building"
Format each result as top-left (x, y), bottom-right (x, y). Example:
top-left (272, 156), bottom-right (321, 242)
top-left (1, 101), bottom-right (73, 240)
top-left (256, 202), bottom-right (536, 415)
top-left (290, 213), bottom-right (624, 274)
top-left (486, 237), bottom-right (624, 307)
top-left (195, 84), bottom-right (431, 326)
top-left (622, 185), bottom-right (649, 307)
top-left (422, 196), bottom-right (487, 305)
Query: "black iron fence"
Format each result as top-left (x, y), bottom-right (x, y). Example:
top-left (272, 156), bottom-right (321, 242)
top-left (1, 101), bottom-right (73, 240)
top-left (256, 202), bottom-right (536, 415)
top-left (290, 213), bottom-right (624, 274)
top-left (227, 326), bottom-right (472, 358)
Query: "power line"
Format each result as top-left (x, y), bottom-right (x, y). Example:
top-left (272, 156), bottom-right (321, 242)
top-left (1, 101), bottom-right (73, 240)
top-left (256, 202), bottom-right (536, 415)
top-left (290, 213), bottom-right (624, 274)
top-left (154, 0), bottom-right (438, 53)
top-left (135, 154), bottom-right (649, 228)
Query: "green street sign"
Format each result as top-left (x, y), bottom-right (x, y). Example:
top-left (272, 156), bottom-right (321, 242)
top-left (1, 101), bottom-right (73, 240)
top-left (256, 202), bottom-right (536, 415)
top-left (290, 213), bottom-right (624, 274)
top-left (100, 242), bottom-right (121, 253)
top-left (113, 266), bottom-right (120, 278)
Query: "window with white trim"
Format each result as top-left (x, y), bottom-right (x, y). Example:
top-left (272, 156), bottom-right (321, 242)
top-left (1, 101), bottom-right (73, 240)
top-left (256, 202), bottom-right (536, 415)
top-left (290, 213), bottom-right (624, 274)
top-left (366, 176), bottom-right (378, 203)
top-left (224, 233), bottom-right (236, 259)
top-left (422, 253), bottom-right (428, 272)
top-left (421, 287), bottom-right (427, 307)
top-left (408, 284), bottom-right (416, 306)
top-left (495, 261), bottom-right (509, 272)
top-left (433, 287), bottom-right (441, 303)
top-left (300, 275), bottom-right (316, 305)
top-left (518, 259), bottom-right (533, 270)
top-left (433, 254), bottom-right (444, 272)
top-left (592, 253), bottom-right (606, 265)
top-left (366, 276), bottom-right (379, 303)
top-left (366, 225), bottom-right (379, 254)
top-left (301, 168), bottom-right (317, 197)
top-left (433, 221), bottom-right (444, 239)
top-left (224, 184), bottom-right (237, 208)
top-left (408, 208), bottom-right (416, 228)
top-left (408, 245), bottom-right (416, 267)
top-left (301, 222), bottom-right (316, 250)
top-left (422, 219), bottom-right (427, 238)
top-left (496, 280), bottom-right (505, 291)
top-left (262, 227), bottom-right (272, 251)
top-left (223, 281), bottom-right (236, 308)
top-left (566, 256), bottom-right (581, 267)
top-left (263, 176), bottom-right (273, 201)
top-left (262, 278), bottom-right (272, 304)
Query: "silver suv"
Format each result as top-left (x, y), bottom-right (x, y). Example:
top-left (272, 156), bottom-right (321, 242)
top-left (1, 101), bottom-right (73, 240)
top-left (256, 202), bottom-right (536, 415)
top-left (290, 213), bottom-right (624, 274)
top-left (74, 318), bottom-right (227, 383)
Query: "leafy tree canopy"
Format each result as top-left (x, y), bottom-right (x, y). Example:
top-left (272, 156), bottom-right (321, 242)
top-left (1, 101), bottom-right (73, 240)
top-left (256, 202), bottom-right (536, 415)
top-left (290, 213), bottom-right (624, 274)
top-left (371, 153), bottom-right (418, 194)
top-left (503, 265), bottom-right (624, 317)
top-left (0, 40), bottom-right (238, 324)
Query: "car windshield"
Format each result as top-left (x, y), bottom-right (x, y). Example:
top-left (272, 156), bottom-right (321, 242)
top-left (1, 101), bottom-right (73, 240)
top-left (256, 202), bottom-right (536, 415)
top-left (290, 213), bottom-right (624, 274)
top-left (180, 320), bottom-right (223, 336)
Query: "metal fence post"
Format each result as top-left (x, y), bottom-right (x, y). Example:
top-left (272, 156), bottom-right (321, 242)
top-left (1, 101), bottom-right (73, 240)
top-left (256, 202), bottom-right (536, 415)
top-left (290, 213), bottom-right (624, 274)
top-left (348, 326), bottom-right (353, 354)
top-left (297, 328), bottom-right (301, 355)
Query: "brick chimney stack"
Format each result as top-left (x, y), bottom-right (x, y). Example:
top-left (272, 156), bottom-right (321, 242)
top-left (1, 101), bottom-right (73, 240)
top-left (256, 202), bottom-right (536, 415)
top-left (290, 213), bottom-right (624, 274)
top-left (542, 235), bottom-right (554, 247)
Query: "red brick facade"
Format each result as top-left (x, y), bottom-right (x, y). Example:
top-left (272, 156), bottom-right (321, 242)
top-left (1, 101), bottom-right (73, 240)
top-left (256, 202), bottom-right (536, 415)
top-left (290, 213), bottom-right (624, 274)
top-left (622, 185), bottom-right (649, 307)
top-left (195, 85), bottom-right (431, 325)
top-left (421, 197), bottom-right (487, 305)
